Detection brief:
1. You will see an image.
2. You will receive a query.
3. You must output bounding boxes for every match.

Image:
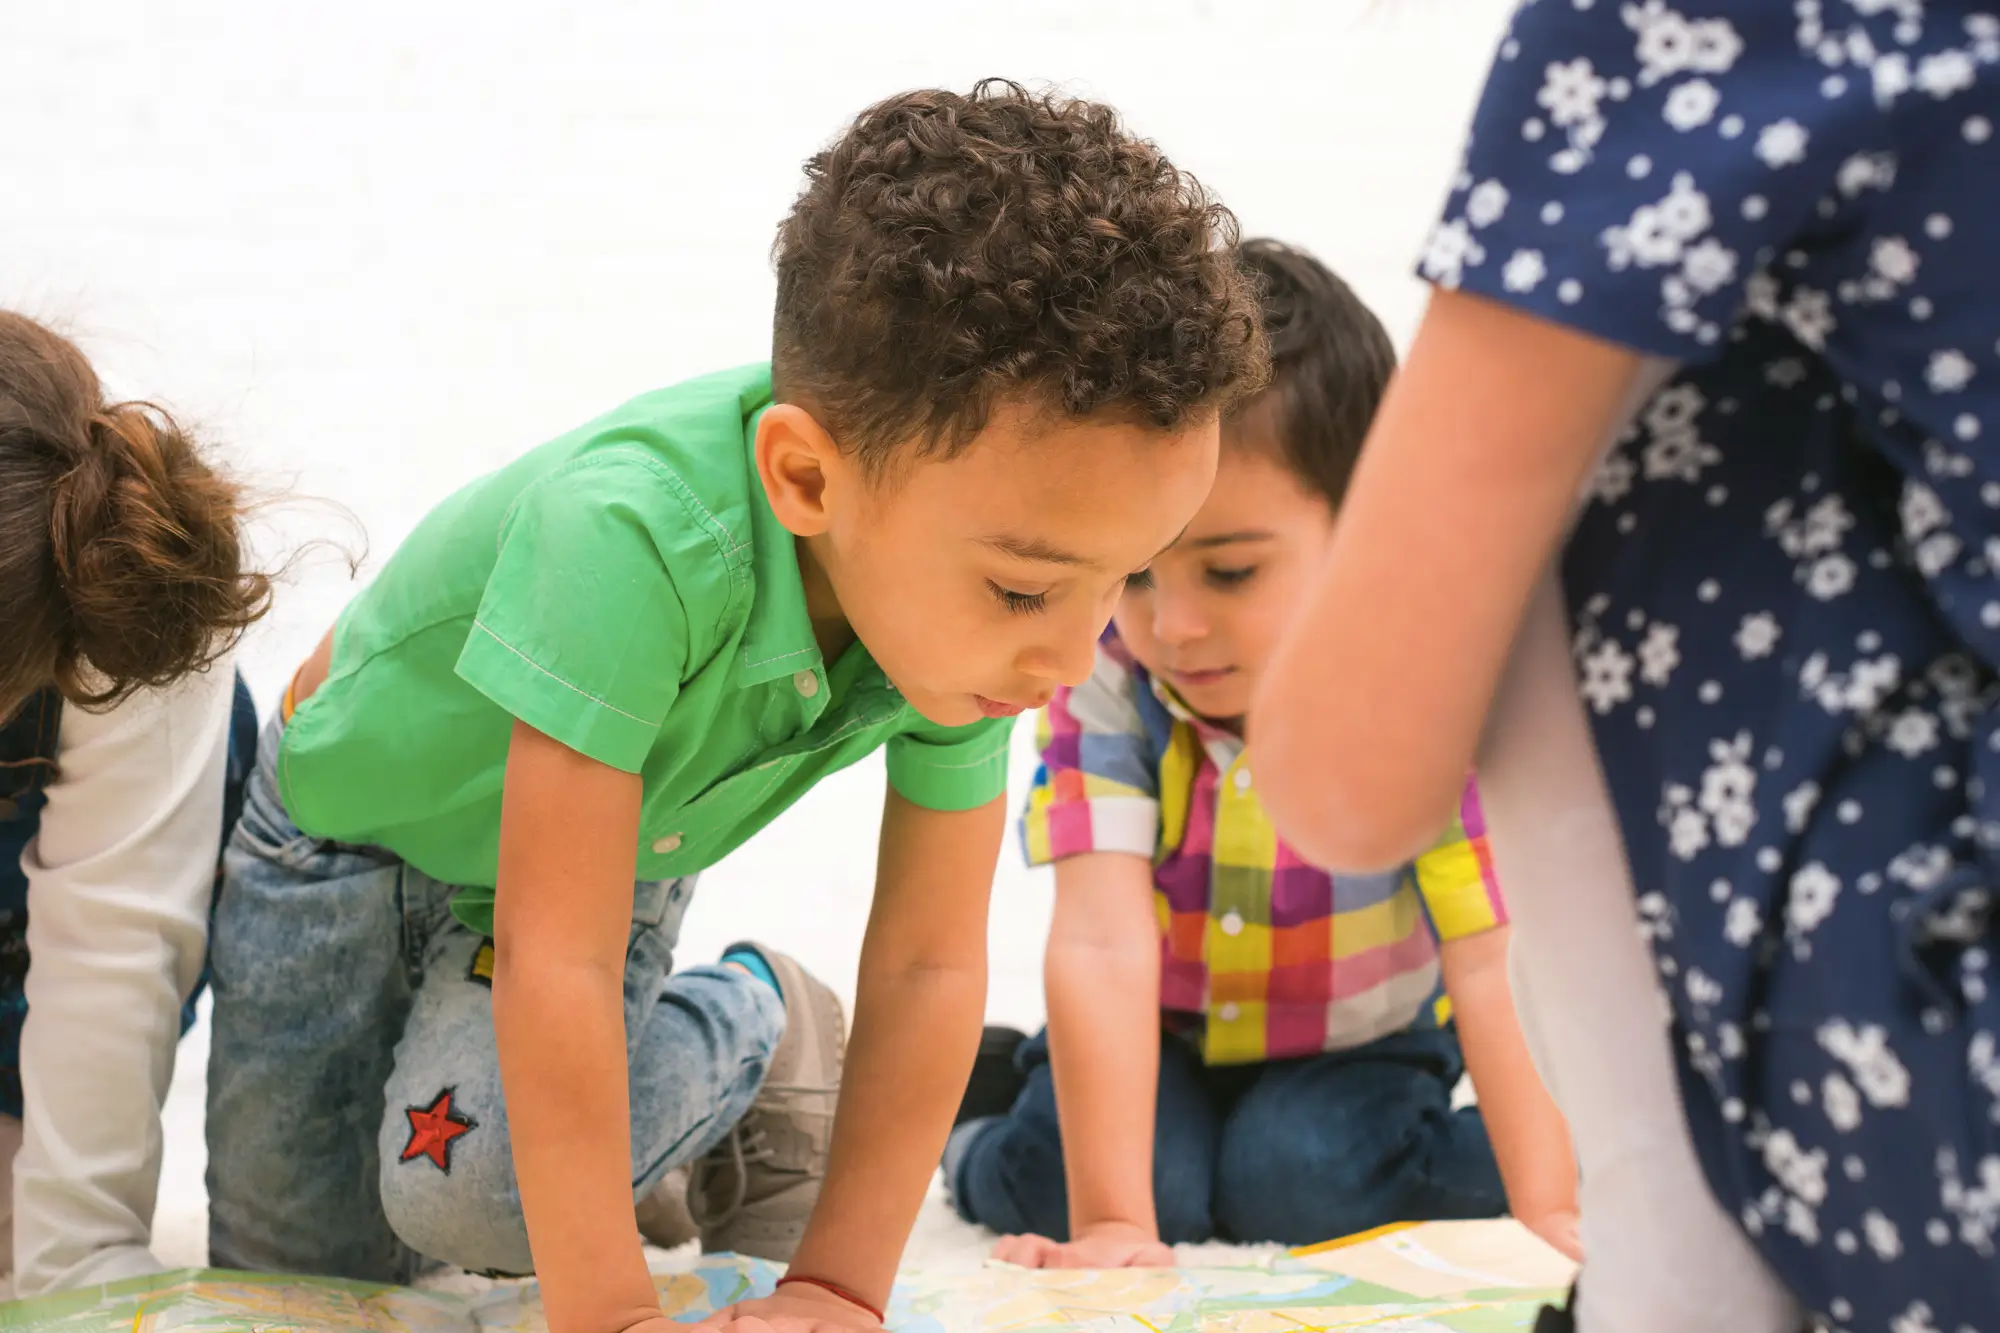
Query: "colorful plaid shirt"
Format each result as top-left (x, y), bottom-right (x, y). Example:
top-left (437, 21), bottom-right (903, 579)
top-left (1020, 632), bottom-right (1507, 1066)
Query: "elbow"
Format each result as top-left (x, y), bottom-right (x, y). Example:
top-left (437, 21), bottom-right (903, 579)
top-left (1248, 722), bottom-right (1454, 873)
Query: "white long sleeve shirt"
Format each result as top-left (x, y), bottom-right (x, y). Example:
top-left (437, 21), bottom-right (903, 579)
top-left (11, 657), bottom-right (235, 1296)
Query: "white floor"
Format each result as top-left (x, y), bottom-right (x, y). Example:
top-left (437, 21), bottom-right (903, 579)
top-left (5, 0), bottom-right (1516, 1275)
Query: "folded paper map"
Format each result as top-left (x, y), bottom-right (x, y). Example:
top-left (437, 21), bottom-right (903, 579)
top-left (0, 1219), bottom-right (1574, 1332)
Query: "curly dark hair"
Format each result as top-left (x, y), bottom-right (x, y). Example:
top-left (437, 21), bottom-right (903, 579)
top-left (0, 311), bottom-right (271, 716)
top-left (772, 79), bottom-right (1269, 467)
top-left (1227, 238), bottom-right (1397, 509)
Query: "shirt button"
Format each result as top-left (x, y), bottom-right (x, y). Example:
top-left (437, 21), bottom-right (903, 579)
top-left (1233, 768), bottom-right (1252, 792)
top-left (652, 832), bottom-right (683, 855)
top-left (1220, 911), bottom-right (1245, 937)
top-left (1218, 1002), bottom-right (1241, 1022)
top-left (793, 670), bottom-right (820, 698)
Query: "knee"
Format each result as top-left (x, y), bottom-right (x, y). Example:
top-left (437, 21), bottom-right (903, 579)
top-left (377, 1090), bottom-right (534, 1276)
top-left (1213, 1093), bottom-right (1404, 1245)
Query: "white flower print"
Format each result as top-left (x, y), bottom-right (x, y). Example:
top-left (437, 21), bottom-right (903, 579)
top-left (1891, 1299), bottom-right (1942, 1333)
top-left (1698, 731), bottom-right (1756, 846)
top-left (1465, 179), bottom-right (1511, 228)
top-left (1927, 348), bottom-right (1975, 392)
top-left (1971, 1033), bottom-right (2000, 1126)
top-left (1870, 235), bottom-right (1921, 286)
top-left (1680, 237), bottom-right (1737, 293)
top-left (1784, 780), bottom-right (1821, 833)
top-left (1887, 707), bottom-right (1941, 757)
top-left (1725, 896), bottom-right (1764, 947)
top-left (1937, 1149), bottom-right (2000, 1256)
top-left (1538, 57), bottom-right (1608, 126)
top-left (1781, 286), bottom-right (1836, 349)
top-left (1890, 843), bottom-right (1953, 891)
top-left (1846, 654), bottom-right (1903, 711)
top-left (1643, 383), bottom-right (1703, 433)
top-left (1802, 496), bottom-right (1853, 555)
top-left (1764, 1129), bottom-right (1830, 1206)
top-left (1755, 118), bottom-right (1811, 168)
top-left (1783, 1195), bottom-right (1820, 1245)
top-left (1643, 428), bottom-right (1719, 481)
top-left (1917, 48), bottom-right (1978, 98)
top-left (1655, 171), bottom-right (1711, 240)
top-left (1685, 966), bottom-right (1723, 1008)
top-left (1638, 622), bottom-right (1682, 686)
top-left (1788, 862), bottom-right (1842, 935)
top-left (1764, 356), bottom-right (1808, 389)
top-left (1836, 150), bottom-right (1897, 196)
top-left (1874, 51), bottom-right (1913, 107)
top-left (1806, 553), bottom-right (1856, 600)
top-left (1735, 612), bottom-right (1781, 659)
top-left (1502, 248), bottom-right (1547, 293)
top-left (1667, 801), bottom-right (1711, 861)
top-left (1663, 77), bottom-right (1720, 129)
top-left (1637, 892), bottom-right (1675, 943)
top-left (1916, 530), bottom-right (1963, 576)
top-left (1901, 482), bottom-right (1949, 538)
top-left (1420, 219), bottom-right (1486, 288)
top-left (1820, 1020), bottom-right (1913, 1107)
top-left (1823, 1072), bottom-right (1863, 1132)
top-left (1864, 1210), bottom-right (1903, 1261)
top-left (1591, 450), bottom-right (1636, 504)
top-left (1580, 639), bottom-right (1635, 713)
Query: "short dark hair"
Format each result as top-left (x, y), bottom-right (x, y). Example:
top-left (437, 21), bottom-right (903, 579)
top-left (772, 80), bottom-right (1269, 470)
top-left (0, 311), bottom-right (271, 715)
top-left (1227, 238), bottom-right (1396, 508)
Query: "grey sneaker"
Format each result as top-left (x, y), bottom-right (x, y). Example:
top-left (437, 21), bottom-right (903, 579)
top-left (689, 946), bottom-right (845, 1260)
top-left (636, 1166), bottom-right (698, 1250)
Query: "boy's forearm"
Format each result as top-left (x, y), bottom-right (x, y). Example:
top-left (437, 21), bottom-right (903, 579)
top-left (1441, 934), bottom-right (1577, 1219)
top-left (786, 953), bottom-right (987, 1308)
top-left (494, 953), bottom-right (661, 1333)
top-left (1044, 938), bottom-right (1162, 1239)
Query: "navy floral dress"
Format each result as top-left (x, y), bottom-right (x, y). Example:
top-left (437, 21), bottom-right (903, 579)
top-left (1430, 3), bottom-right (2000, 1328)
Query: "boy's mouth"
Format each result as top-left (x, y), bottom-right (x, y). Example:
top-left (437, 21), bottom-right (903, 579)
top-left (973, 694), bottom-right (1030, 718)
top-left (1167, 665), bottom-right (1237, 688)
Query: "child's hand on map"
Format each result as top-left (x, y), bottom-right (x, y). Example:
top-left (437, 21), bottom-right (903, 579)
top-left (1519, 1207), bottom-right (1583, 1262)
top-left (697, 1283), bottom-right (883, 1333)
top-left (991, 1221), bottom-right (1174, 1269)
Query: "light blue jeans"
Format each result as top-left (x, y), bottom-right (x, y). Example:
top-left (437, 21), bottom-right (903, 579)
top-left (206, 715), bottom-right (784, 1280)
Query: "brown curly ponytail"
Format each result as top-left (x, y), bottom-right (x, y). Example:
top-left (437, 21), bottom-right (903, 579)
top-left (0, 311), bottom-right (271, 716)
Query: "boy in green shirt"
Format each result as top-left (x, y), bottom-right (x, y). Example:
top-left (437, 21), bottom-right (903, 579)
top-left (206, 81), bottom-right (1266, 1333)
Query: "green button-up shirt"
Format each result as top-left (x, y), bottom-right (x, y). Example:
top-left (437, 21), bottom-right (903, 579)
top-left (279, 363), bottom-right (1012, 935)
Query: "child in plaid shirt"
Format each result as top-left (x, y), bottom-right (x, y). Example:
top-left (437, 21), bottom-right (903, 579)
top-left (945, 241), bottom-right (1579, 1262)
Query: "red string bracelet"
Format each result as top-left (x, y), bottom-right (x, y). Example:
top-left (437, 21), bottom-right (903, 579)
top-left (775, 1274), bottom-right (886, 1325)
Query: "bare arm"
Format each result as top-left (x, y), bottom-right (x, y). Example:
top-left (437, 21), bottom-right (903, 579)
top-left (492, 721), bottom-right (662, 1333)
top-left (999, 851), bottom-right (1169, 1268)
top-left (773, 787), bottom-right (1006, 1314)
top-left (1439, 926), bottom-right (1580, 1259)
top-left (1251, 290), bottom-right (1643, 870)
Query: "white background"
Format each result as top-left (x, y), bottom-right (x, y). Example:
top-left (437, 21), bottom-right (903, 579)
top-left (1, 0), bottom-right (1514, 1265)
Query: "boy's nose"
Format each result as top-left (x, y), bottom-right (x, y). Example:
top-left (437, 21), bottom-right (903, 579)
top-left (1151, 589), bottom-right (1206, 646)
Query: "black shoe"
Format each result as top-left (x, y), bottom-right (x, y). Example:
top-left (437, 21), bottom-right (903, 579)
top-left (1533, 1283), bottom-right (1576, 1332)
top-left (954, 1025), bottom-right (1028, 1126)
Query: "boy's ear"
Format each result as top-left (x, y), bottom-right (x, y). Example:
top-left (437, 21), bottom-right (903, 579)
top-left (755, 404), bottom-right (842, 537)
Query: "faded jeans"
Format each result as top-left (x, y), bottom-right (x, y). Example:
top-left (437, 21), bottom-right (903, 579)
top-left (206, 715), bottom-right (783, 1280)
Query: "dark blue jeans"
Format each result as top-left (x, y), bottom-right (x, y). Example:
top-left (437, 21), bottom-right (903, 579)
top-left (950, 1024), bottom-right (1506, 1246)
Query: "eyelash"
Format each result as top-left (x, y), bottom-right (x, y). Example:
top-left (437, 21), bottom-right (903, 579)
top-left (1207, 566), bottom-right (1256, 589)
top-left (1125, 569), bottom-right (1154, 591)
top-left (989, 582), bottom-right (1048, 615)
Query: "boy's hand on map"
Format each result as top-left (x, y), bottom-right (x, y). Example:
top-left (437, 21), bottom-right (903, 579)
top-left (992, 1221), bottom-right (1172, 1269)
top-left (1520, 1207), bottom-right (1583, 1262)
top-left (698, 1284), bottom-right (883, 1333)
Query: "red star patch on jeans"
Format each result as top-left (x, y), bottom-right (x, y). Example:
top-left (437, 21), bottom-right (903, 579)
top-left (401, 1088), bottom-right (476, 1173)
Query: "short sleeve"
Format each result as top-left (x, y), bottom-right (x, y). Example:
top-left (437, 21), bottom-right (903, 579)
top-left (1411, 777), bottom-right (1509, 942)
top-left (1425, 2), bottom-right (1886, 360)
top-left (886, 714), bottom-right (1013, 812)
top-left (1019, 644), bottom-right (1161, 865)
top-left (457, 455), bottom-right (701, 773)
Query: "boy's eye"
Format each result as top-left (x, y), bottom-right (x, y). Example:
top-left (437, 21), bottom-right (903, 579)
top-left (988, 581), bottom-right (1048, 615)
top-left (1124, 568), bottom-right (1155, 592)
top-left (1206, 565), bottom-right (1256, 589)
